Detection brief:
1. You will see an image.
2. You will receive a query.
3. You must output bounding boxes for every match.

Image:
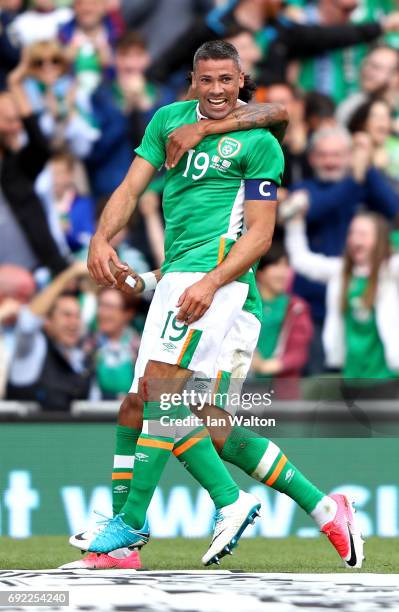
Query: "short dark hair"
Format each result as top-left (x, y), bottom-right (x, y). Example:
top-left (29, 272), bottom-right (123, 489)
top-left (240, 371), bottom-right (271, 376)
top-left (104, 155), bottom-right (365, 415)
top-left (116, 31), bottom-right (147, 54)
top-left (258, 243), bottom-right (288, 271)
top-left (50, 150), bottom-right (75, 170)
top-left (48, 291), bottom-right (80, 318)
top-left (193, 40), bottom-right (241, 71)
top-left (304, 91), bottom-right (335, 122)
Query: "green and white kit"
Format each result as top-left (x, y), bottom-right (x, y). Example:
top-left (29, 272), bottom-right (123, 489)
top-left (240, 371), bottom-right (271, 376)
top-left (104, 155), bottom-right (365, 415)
top-left (129, 100), bottom-right (284, 406)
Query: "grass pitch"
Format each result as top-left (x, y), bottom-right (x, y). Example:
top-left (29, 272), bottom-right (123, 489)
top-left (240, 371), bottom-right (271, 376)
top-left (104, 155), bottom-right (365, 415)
top-left (0, 537), bottom-right (397, 573)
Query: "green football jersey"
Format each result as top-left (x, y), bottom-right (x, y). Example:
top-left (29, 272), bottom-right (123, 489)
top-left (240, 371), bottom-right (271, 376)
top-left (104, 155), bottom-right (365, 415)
top-left (135, 100), bottom-right (284, 321)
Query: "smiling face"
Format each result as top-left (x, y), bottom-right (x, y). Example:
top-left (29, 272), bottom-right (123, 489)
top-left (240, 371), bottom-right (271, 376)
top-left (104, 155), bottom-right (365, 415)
top-left (346, 216), bottom-right (378, 266)
top-left (27, 41), bottom-right (66, 86)
top-left (361, 48), bottom-right (399, 94)
top-left (309, 133), bottom-right (351, 182)
top-left (257, 256), bottom-right (290, 297)
top-left (97, 289), bottom-right (133, 338)
top-left (365, 100), bottom-right (392, 146)
top-left (192, 58), bottom-right (244, 120)
top-left (45, 295), bottom-right (82, 348)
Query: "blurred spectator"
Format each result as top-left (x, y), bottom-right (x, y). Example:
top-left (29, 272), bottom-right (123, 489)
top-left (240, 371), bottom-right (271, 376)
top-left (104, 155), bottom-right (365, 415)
top-left (279, 125), bottom-right (399, 372)
top-left (348, 99), bottom-right (399, 189)
top-left (0, 263), bottom-right (36, 303)
top-left (87, 32), bottom-right (174, 200)
top-left (59, 0), bottom-right (119, 97)
top-left (336, 45), bottom-right (399, 125)
top-left (38, 151), bottom-right (95, 256)
top-left (7, 262), bottom-right (93, 411)
top-left (12, 41), bottom-right (98, 156)
top-left (0, 88), bottom-right (68, 273)
top-left (252, 244), bottom-right (313, 399)
top-left (147, 0), bottom-right (399, 88)
top-left (225, 29), bottom-right (262, 77)
top-left (109, 228), bottom-right (150, 275)
top-left (264, 82), bottom-right (311, 188)
top-left (92, 287), bottom-right (140, 399)
top-left (137, 181), bottom-right (165, 269)
top-left (285, 211), bottom-right (399, 399)
top-left (304, 91), bottom-right (336, 133)
top-left (9, 0), bottom-right (72, 47)
top-left (0, 0), bottom-right (23, 89)
top-left (0, 264), bottom-right (35, 397)
top-left (120, 0), bottom-right (212, 63)
top-left (294, 0), bottom-right (399, 102)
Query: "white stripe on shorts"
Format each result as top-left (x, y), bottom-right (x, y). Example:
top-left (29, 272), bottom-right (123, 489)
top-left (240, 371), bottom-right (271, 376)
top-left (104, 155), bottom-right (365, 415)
top-left (113, 455), bottom-right (134, 469)
top-left (251, 441), bottom-right (280, 481)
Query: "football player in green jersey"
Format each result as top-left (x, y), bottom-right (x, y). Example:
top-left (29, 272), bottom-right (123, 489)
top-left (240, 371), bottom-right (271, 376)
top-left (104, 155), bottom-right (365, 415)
top-left (65, 40), bottom-right (363, 571)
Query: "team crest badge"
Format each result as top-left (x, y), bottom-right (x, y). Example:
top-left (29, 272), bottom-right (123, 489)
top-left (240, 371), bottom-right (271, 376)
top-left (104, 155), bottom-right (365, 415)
top-left (218, 137), bottom-right (242, 158)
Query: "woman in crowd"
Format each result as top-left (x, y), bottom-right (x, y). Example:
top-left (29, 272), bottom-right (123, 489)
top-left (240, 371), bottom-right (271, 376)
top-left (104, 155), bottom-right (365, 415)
top-left (348, 98), bottom-right (399, 190)
top-left (285, 210), bottom-right (399, 399)
top-left (8, 40), bottom-right (97, 157)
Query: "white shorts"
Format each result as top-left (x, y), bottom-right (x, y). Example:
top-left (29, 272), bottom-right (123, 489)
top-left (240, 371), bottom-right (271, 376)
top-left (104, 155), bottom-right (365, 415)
top-left (129, 272), bottom-right (260, 414)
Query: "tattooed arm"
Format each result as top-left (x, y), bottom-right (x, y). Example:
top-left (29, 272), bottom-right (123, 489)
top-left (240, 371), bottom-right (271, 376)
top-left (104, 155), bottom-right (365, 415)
top-left (225, 103), bottom-right (289, 144)
top-left (166, 103), bottom-right (289, 168)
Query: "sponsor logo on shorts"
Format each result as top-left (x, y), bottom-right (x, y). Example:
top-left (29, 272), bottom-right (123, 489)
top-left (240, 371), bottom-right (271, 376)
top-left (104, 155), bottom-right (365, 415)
top-left (218, 137), bottom-right (242, 158)
top-left (162, 342), bottom-right (177, 353)
top-left (194, 381), bottom-right (209, 390)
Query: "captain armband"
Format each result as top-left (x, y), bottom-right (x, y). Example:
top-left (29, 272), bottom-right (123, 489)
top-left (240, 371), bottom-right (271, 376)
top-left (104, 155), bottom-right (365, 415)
top-left (244, 179), bottom-right (278, 201)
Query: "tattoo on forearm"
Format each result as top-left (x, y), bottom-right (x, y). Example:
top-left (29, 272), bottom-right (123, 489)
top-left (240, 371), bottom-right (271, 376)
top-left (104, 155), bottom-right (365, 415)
top-left (230, 104), bottom-right (289, 142)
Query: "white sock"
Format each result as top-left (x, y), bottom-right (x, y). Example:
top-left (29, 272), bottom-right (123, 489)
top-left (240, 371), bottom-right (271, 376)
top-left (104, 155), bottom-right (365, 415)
top-left (108, 547), bottom-right (132, 559)
top-left (311, 496), bottom-right (338, 528)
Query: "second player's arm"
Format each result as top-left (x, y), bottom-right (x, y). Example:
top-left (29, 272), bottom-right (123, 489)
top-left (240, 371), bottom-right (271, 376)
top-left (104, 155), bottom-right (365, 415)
top-left (166, 103), bottom-right (289, 168)
top-left (88, 156), bottom-right (157, 286)
top-left (176, 199), bottom-right (277, 322)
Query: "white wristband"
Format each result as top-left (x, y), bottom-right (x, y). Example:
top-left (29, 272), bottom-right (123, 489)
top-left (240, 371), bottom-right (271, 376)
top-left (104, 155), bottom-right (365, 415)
top-left (140, 272), bottom-right (158, 292)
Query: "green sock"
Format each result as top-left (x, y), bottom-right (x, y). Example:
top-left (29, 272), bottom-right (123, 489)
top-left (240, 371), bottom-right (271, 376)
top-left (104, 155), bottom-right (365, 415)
top-left (112, 425), bottom-right (140, 516)
top-left (173, 407), bottom-right (239, 508)
top-left (221, 426), bottom-right (325, 514)
top-left (121, 402), bottom-right (176, 529)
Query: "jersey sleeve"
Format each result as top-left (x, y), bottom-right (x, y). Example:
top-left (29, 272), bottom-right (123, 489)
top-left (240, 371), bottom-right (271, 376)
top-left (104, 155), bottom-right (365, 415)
top-left (242, 131), bottom-right (285, 188)
top-left (134, 107), bottom-right (167, 170)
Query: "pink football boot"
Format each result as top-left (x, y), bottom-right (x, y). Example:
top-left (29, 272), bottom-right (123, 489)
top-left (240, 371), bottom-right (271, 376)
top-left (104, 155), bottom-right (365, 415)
top-left (59, 549), bottom-right (141, 570)
top-left (321, 494), bottom-right (365, 569)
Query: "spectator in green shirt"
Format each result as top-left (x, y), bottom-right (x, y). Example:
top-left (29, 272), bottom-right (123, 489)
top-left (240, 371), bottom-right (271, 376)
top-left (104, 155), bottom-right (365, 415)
top-left (285, 210), bottom-right (399, 400)
top-left (251, 243), bottom-right (313, 399)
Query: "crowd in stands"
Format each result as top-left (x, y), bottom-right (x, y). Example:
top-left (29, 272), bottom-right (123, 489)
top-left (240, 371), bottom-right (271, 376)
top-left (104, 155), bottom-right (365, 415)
top-left (1, 0), bottom-right (399, 409)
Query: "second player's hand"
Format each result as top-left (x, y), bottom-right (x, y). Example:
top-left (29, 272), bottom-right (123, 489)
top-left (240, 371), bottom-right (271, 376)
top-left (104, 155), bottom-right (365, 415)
top-left (166, 123), bottom-right (206, 169)
top-left (87, 234), bottom-right (127, 286)
top-left (176, 277), bottom-right (218, 323)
